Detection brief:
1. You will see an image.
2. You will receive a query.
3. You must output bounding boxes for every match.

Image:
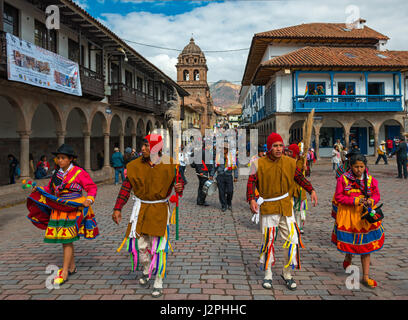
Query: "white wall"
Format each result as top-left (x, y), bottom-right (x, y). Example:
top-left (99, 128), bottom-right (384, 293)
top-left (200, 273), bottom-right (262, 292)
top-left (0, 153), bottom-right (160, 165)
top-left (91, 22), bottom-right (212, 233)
top-left (261, 44), bottom-right (304, 63)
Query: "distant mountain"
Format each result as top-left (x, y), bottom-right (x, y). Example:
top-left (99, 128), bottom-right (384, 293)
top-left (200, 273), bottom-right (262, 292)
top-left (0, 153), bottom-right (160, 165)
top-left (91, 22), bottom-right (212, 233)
top-left (209, 80), bottom-right (241, 111)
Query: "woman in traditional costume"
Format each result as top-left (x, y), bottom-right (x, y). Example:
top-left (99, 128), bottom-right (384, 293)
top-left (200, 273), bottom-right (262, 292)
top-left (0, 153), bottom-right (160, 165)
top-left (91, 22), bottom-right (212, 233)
top-left (27, 144), bottom-right (99, 286)
top-left (331, 154), bottom-right (384, 288)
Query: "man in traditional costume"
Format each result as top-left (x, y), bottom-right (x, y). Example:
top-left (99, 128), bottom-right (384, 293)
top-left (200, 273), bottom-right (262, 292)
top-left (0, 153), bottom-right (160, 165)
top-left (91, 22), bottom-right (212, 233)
top-left (247, 133), bottom-right (318, 290)
top-left (287, 144), bottom-right (308, 234)
top-left (112, 134), bottom-right (184, 298)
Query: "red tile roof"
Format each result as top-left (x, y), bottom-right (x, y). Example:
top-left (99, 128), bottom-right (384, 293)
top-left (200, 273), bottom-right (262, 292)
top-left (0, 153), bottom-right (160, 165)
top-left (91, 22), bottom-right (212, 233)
top-left (253, 47), bottom-right (408, 85)
top-left (241, 22), bottom-right (389, 86)
top-left (255, 23), bottom-right (389, 41)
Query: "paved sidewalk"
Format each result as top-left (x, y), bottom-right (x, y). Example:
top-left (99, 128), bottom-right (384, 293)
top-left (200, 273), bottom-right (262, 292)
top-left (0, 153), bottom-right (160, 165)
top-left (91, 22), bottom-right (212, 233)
top-left (0, 160), bottom-right (407, 300)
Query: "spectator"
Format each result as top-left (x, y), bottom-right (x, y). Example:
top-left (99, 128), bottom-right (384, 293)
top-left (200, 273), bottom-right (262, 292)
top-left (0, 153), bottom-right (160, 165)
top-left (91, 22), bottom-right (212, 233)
top-left (391, 137), bottom-right (407, 179)
top-left (178, 145), bottom-right (188, 185)
top-left (386, 138), bottom-right (393, 156)
top-left (124, 147), bottom-right (137, 166)
top-left (97, 151), bottom-right (104, 170)
top-left (331, 145), bottom-right (341, 171)
top-left (8, 154), bottom-right (19, 184)
top-left (375, 141), bottom-right (388, 165)
top-left (334, 139), bottom-right (344, 154)
top-left (29, 153), bottom-right (35, 178)
top-left (111, 147), bottom-right (125, 185)
top-left (35, 155), bottom-right (50, 179)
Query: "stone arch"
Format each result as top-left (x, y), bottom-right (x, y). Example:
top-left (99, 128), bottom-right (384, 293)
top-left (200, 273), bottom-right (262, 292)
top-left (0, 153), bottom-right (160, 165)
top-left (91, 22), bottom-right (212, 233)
top-left (317, 118), bottom-right (345, 157)
top-left (65, 107), bottom-right (88, 168)
top-left (136, 118), bottom-right (145, 151)
top-left (110, 114), bottom-right (123, 152)
top-left (378, 119), bottom-right (403, 149)
top-left (30, 102), bottom-right (63, 169)
top-left (90, 111), bottom-right (108, 171)
top-left (183, 70), bottom-right (190, 81)
top-left (194, 69), bottom-right (200, 81)
top-left (349, 119), bottom-right (375, 155)
top-left (146, 120), bottom-right (153, 135)
top-left (124, 116), bottom-right (136, 150)
top-left (0, 95), bottom-right (27, 185)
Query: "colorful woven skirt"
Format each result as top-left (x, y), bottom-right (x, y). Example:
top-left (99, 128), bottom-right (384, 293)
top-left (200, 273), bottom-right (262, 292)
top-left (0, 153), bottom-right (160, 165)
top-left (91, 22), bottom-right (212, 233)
top-left (331, 200), bottom-right (384, 255)
top-left (27, 188), bottom-right (99, 244)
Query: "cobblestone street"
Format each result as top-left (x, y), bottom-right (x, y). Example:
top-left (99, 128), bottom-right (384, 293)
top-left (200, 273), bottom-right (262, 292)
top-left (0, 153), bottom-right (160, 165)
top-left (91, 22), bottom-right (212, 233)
top-left (0, 160), bottom-right (407, 300)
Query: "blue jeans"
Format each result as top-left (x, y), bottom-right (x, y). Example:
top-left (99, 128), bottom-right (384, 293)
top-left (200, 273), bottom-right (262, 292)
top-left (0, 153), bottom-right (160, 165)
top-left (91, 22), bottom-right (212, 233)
top-left (114, 167), bottom-right (125, 184)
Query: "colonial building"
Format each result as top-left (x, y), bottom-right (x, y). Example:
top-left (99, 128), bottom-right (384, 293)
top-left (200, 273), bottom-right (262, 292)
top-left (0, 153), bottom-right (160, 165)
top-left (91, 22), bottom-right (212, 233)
top-left (239, 21), bottom-right (408, 157)
top-left (0, 0), bottom-right (189, 185)
top-left (176, 38), bottom-right (215, 135)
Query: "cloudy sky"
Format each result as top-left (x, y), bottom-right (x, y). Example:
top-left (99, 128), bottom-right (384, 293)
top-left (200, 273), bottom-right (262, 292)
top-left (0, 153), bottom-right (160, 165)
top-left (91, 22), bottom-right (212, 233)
top-left (73, 0), bottom-right (408, 84)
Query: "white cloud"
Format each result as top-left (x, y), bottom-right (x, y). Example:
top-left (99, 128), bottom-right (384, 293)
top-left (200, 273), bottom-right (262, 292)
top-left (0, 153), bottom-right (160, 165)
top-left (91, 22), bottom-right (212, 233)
top-left (99, 0), bottom-right (408, 83)
top-left (73, 0), bottom-right (89, 9)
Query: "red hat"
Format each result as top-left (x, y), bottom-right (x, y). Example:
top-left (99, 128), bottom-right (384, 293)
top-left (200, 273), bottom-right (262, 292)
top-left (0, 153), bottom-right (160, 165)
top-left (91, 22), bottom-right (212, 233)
top-left (266, 133), bottom-right (284, 153)
top-left (144, 134), bottom-right (163, 154)
top-left (288, 144), bottom-right (300, 158)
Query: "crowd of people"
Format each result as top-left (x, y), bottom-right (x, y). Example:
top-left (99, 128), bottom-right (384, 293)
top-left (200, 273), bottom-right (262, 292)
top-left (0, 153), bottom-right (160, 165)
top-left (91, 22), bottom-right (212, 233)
top-left (22, 130), bottom-right (395, 297)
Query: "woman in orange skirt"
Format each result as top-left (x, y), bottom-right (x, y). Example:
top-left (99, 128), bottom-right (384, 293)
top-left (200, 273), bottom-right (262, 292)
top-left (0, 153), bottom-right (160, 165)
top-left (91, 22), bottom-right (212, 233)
top-left (331, 154), bottom-right (384, 288)
top-left (27, 144), bottom-right (99, 286)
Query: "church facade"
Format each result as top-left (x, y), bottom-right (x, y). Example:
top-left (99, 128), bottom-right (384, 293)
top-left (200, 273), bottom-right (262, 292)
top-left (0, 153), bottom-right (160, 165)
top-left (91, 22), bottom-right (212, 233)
top-left (176, 38), bottom-right (215, 135)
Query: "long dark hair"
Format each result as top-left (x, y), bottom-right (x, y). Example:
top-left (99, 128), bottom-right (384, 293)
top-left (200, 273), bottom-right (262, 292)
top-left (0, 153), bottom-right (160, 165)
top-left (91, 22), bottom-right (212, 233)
top-left (349, 153), bottom-right (368, 195)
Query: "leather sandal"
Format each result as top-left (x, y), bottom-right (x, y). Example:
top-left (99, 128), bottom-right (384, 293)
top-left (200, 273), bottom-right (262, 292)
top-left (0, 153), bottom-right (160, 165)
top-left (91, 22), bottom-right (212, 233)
top-left (361, 278), bottom-right (378, 289)
top-left (58, 267), bottom-right (77, 276)
top-left (139, 275), bottom-right (151, 287)
top-left (68, 267), bottom-right (77, 276)
top-left (152, 288), bottom-right (163, 298)
top-left (281, 275), bottom-right (297, 291)
top-left (262, 279), bottom-right (273, 290)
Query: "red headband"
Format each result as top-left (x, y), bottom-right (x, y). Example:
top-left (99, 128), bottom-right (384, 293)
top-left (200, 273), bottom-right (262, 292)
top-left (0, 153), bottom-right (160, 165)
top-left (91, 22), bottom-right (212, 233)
top-left (288, 144), bottom-right (300, 158)
top-left (266, 133), bottom-right (284, 153)
top-left (144, 134), bottom-right (163, 153)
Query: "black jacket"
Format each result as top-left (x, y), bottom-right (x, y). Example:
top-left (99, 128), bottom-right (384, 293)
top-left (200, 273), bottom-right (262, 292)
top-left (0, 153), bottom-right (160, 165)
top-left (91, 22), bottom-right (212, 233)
top-left (191, 148), bottom-right (214, 177)
top-left (392, 142), bottom-right (407, 160)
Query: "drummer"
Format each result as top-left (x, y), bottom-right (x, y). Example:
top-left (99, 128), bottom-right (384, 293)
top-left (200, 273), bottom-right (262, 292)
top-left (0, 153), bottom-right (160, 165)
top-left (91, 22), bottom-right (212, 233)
top-left (215, 142), bottom-right (238, 212)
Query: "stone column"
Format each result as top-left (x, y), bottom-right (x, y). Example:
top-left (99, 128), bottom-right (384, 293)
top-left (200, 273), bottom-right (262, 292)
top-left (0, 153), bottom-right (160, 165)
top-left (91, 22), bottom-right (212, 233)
top-left (373, 126), bottom-right (379, 157)
top-left (132, 133), bottom-right (137, 150)
top-left (18, 131), bottom-right (31, 181)
top-left (104, 133), bottom-right (110, 168)
top-left (83, 131), bottom-right (91, 171)
top-left (56, 131), bottom-right (66, 146)
top-left (119, 133), bottom-right (124, 154)
top-left (344, 130), bottom-right (350, 150)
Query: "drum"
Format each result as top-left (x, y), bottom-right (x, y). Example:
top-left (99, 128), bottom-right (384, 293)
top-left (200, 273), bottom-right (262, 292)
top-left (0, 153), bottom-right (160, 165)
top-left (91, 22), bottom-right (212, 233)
top-left (202, 179), bottom-right (218, 196)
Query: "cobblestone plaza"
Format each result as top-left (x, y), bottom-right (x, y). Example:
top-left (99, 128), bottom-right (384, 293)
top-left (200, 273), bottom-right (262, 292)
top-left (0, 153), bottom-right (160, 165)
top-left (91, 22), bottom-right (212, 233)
top-left (0, 161), bottom-right (407, 300)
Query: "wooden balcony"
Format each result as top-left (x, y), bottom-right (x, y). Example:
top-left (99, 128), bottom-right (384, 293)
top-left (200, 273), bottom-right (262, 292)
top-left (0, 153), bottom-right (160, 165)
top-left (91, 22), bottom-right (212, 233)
top-left (79, 66), bottom-right (105, 101)
top-left (108, 83), bottom-right (155, 113)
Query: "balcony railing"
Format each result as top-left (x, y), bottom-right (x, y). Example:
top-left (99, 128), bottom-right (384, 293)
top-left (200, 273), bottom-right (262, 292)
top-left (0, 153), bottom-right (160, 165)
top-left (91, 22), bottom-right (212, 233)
top-left (108, 83), bottom-right (155, 112)
top-left (293, 94), bottom-right (403, 112)
top-left (79, 66), bottom-right (105, 101)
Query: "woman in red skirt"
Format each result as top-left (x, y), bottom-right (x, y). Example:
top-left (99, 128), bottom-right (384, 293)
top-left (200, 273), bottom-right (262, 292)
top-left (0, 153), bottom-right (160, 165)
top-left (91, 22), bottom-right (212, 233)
top-left (27, 144), bottom-right (99, 286)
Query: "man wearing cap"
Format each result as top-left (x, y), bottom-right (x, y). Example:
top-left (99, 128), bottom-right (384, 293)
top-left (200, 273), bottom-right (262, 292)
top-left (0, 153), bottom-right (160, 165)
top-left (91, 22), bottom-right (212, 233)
top-left (112, 134), bottom-right (184, 298)
top-left (215, 142), bottom-right (238, 212)
top-left (247, 133), bottom-right (318, 290)
top-left (375, 141), bottom-right (388, 165)
top-left (111, 147), bottom-right (125, 185)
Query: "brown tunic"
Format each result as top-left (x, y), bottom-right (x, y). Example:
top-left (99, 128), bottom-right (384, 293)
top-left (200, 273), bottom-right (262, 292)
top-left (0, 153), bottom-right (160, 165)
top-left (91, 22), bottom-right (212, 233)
top-left (257, 155), bottom-right (297, 217)
top-left (126, 155), bottom-right (176, 237)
